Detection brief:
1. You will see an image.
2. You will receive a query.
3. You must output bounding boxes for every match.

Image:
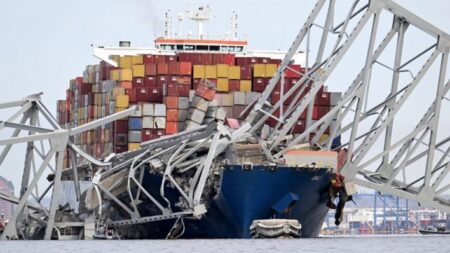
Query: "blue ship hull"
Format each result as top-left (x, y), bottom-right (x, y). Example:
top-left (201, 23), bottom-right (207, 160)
top-left (120, 165), bottom-right (332, 238)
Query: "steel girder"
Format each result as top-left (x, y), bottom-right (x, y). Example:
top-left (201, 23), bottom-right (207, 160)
top-left (244, 0), bottom-right (450, 213)
top-left (0, 94), bottom-right (136, 239)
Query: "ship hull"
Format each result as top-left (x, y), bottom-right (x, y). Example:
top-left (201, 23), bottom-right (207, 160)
top-left (117, 165), bottom-right (332, 239)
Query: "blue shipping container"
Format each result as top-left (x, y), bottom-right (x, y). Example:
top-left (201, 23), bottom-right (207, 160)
top-left (128, 117), bottom-right (142, 130)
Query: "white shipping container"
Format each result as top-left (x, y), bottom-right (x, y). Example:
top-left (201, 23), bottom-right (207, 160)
top-left (154, 104), bottom-right (166, 116)
top-left (154, 117), bottom-right (166, 129)
top-left (185, 120), bottom-right (201, 130)
top-left (178, 97), bottom-right (190, 109)
top-left (131, 104), bottom-right (143, 117)
top-left (191, 96), bottom-right (210, 112)
top-left (221, 94), bottom-right (234, 107)
top-left (142, 117), bottom-right (154, 129)
top-left (142, 103), bottom-right (154, 116)
top-left (190, 109), bottom-right (206, 124)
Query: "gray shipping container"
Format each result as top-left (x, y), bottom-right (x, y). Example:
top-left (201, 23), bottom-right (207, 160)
top-left (191, 96), bottom-right (210, 112)
top-left (246, 92), bottom-right (261, 105)
top-left (128, 130), bottom-right (142, 143)
top-left (178, 97), bottom-right (190, 109)
top-left (178, 109), bottom-right (189, 121)
top-left (233, 92), bottom-right (246, 105)
top-left (185, 120), bottom-right (201, 130)
top-left (330, 92), bottom-right (342, 106)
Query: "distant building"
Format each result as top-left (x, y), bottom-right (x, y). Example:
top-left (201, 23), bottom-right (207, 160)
top-left (0, 176), bottom-right (14, 220)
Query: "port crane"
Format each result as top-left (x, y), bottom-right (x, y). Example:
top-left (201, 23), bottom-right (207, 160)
top-left (0, 0), bottom-right (449, 240)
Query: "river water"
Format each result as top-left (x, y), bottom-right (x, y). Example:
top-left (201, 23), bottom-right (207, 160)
top-left (0, 235), bottom-right (449, 253)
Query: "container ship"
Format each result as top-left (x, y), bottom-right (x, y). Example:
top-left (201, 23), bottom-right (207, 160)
top-left (55, 5), bottom-right (342, 239)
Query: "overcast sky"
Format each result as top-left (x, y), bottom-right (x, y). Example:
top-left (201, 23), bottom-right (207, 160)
top-left (0, 0), bottom-right (449, 195)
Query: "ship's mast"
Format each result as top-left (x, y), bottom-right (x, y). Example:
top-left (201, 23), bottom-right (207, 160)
top-left (230, 11), bottom-right (238, 40)
top-left (186, 5), bottom-right (212, 39)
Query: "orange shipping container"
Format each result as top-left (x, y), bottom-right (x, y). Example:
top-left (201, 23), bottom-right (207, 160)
top-left (157, 62), bottom-right (169, 75)
top-left (119, 81), bottom-right (132, 89)
top-left (166, 121), bottom-right (179, 135)
top-left (164, 96), bottom-right (179, 109)
top-left (166, 109), bottom-right (178, 122)
top-left (179, 62), bottom-right (192, 76)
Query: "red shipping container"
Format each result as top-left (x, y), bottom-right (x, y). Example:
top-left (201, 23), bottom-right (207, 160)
top-left (177, 53), bottom-right (191, 62)
top-left (315, 91), bottom-right (331, 106)
top-left (212, 53), bottom-right (225, 64)
top-left (284, 64), bottom-right (303, 78)
top-left (145, 63), bottom-right (157, 76)
top-left (271, 91), bottom-right (281, 104)
top-left (313, 106), bottom-right (330, 120)
top-left (148, 87), bottom-right (163, 102)
top-left (164, 96), bottom-right (179, 109)
top-left (166, 109), bottom-right (178, 122)
top-left (157, 62), bottom-right (169, 75)
top-left (195, 84), bottom-right (216, 101)
top-left (143, 54), bottom-right (155, 64)
top-left (153, 129), bottom-right (165, 138)
top-left (168, 62), bottom-right (180, 75)
top-left (229, 80), bottom-right (240, 92)
top-left (193, 78), bottom-right (201, 90)
top-left (177, 76), bottom-right (191, 85)
top-left (178, 84), bottom-right (190, 97)
top-left (266, 109), bottom-right (280, 128)
top-left (126, 88), bottom-right (137, 103)
top-left (165, 121), bottom-right (179, 135)
top-left (114, 145), bottom-right (128, 153)
top-left (141, 129), bottom-right (154, 142)
top-left (191, 54), bottom-right (203, 65)
top-left (179, 62), bottom-right (192, 76)
top-left (74, 76), bottom-right (83, 85)
top-left (269, 59), bottom-right (282, 65)
top-left (260, 58), bottom-right (270, 64)
top-left (133, 77), bottom-right (145, 88)
top-left (293, 120), bottom-right (306, 134)
top-left (154, 55), bottom-right (166, 63)
top-left (78, 83), bottom-right (92, 95)
top-left (136, 88), bottom-right (149, 102)
top-left (166, 55), bottom-right (177, 62)
top-left (224, 54), bottom-right (236, 65)
top-left (114, 120), bottom-right (128, 133)
top-left (167, 83), bottom-right (179, 96)
top-left (253, 78), bottom-right (267, 92)
top-left (144, 76), bottom-right (156, 88)
top-left (201, 53), bottom-right (213, 65)
top-left (232, 105), bottom-right (246, 119)
top-left (240, 66), bottom-right (252, 80)
top-left (157, 75), bottom-right (168, 87)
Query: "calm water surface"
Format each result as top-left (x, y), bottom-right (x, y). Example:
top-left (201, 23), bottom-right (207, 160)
top-left (0, 235), bottom-right (449, 253)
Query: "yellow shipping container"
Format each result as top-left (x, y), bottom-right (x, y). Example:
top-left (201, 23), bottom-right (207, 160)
top-left (110, 69), bottom-right (120, 81)
top-left (228, 66), bottom-right (241, 79)
top-left (205, 65), bottom-right (217, 79)
top-left (318, 134), bottom-right (330, 143)
top-left (131, 55), bottom-right (144, 65)
top-left (265, 64), bottom-right (278, 77)
top-left (132, 65), bottom-right (145, 77)
top-left (111, 55), bottom-right (120, 64)
top-left (217, 78), bottom-right (229, 92)
top-left (193, 65), bottom-right (205, 79)
top-left (253, 64), bottom-right (266, 77)
top-left (240, 80), bottom-right (252, 92)
top-left (116, 95), bottom-right (129, 108)
top-left (128, 143), bottom-right (141, 151)
top-left (120, 69), bottom-right (133, 81)
top-left (119, 56), bottom-right (132, 69)
top-left (216, 64), bottom-right (229, 78)
top-left (112, 87), bottom-right (125, 97)
top-left (116, 107), bottom-right (126, 112)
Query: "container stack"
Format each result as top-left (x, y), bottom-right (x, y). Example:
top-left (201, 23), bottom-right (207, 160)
top-left (57, 52), bottom-right (341, 167)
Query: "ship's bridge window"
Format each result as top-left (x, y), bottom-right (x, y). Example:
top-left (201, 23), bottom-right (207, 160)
top-left (196, 45), bottom-right (208, 51)
top-left (184, 45), bottom-right (195, 51)
top-left (228, 46), bottom-right (236, 52)
top-left (210, 45), bottom-right (220, 51)
top-left (235, 46), bottom-right (243, 52)
top-left (176, 45), bottom-right (183, 50)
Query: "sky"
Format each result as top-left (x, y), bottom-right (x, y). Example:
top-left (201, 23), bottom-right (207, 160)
top-left (0, 0), bottom-right (449, 195)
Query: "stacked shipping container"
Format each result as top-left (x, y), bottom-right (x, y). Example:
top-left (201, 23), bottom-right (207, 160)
top-left (57, 52), bottom-right (340, 168)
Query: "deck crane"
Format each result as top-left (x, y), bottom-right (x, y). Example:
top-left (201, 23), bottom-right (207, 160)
top-left (0, 0), bottom-right (449, 240)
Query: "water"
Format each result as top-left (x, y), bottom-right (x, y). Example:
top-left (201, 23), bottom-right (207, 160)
top-left (0, 235), bottom-right (449, 253)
